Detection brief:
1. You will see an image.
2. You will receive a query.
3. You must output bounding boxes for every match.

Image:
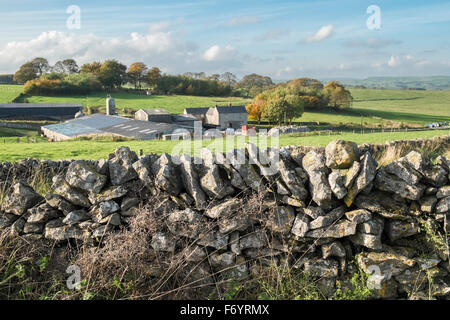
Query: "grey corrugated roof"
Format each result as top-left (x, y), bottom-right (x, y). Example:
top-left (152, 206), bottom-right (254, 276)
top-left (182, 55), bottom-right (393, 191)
top-left (43, 114), bottom-right (178, 140)
top-left (65, 114), bottom-right (129, 130)
top-left (0, 103), bottom-right (82, 108)
top-left (185, 107), bottom-right (209, 115)
top-left (0, 103), bottom-right (82, 120)
top-left (215, 106), bottom-right (247, 114)
top-left (172, 114), bottom-right (197, 122)
top-left (140, 109), bottom-right (170, 115)
top-left (102, 120), bottom-right (177, 140)
top-left (42, 122), bottom-right (103, 138)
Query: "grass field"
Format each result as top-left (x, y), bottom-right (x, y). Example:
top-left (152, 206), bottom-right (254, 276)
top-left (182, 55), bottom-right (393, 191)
top-left (1, 129), bottom-right (448, 162)
top-left (0, 85), bottom-right (23, 103)
top-left (5, 86), bottom-right (449, 127)
top-left (14, 90), bottom-right (251, 114)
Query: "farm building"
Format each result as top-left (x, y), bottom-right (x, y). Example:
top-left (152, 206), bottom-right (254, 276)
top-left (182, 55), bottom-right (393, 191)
top-left (0, 103), bottom-right (82, 121)
top-left (41, 114), bottom-right (183, 141)
top-left (184, 107), bottom-right (209, 122)
top-left (184, 105), bottom-right (248, 129)
top-left (206, 106), bottom-right (247, 129)
top-left (135, 108), bottom-right (197, 127)
top-left (135, 109), bottom-right (173, 123)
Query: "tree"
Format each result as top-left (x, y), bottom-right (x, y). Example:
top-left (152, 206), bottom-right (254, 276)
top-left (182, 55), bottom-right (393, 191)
top-left (246, 93), bottom-right (266, 124)
top-left (263, 88), bottom-right (304, 124)
top-left (54, 59), bottom-right (79, 74)
top-left (30, 57), bottom-right (50, 76)
top-left (127, 62), bottom-right (148, 89)
top-left (220, 72), bottom-right (237, 87)
top-left (147, 67), bottom-right (162, 89)
top-left (98, 59), bottom-right (127, 89)
top-left (286, 78), bottom-right (324, 93)
top-left (322, 81), bottom-right (353, 109)
top-left (80, 61), bottom-right (102, 75)
top-left (13, 62), bottom-right (38, 83)
top-left (208, 74), bottom-right (220, 82)
top-left (237, 73), bottom-right (273, 89)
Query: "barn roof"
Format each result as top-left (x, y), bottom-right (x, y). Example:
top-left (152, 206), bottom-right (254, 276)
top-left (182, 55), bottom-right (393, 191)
top-left (42, 114), bottom-right (178, 140)
top-left (214, 106), bottom-right (247, 114)
top-left (0, 103), bottom-right (82, 109)
top-left (184, 107), bottom-right (209, 115)
top-left (0, 103), bottom-right (82, 120)
top-left (139, 109), bottom-right (170, 115)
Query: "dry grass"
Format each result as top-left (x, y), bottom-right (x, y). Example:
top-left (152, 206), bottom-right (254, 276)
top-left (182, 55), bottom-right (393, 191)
top-left (372, 136), bottom-right (450, 166)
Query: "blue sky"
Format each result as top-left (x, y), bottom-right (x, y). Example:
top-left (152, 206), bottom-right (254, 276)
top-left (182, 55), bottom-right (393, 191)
top-left (0, 0), bottom-right (449, 79)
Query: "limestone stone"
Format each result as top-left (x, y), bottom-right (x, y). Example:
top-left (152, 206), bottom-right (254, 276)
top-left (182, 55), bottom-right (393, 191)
top-left (205, 198), bottom-right (242, 219)
top-left (345, 209), bottom-right (372, 224)
top-left (385, 218), bottom-right (420, 241)
top-left (65, 160), bottom-right (107, 193)
top-left (3, 182), bottom-right (44, 215)
top-left (328, 170), bottom-right (347, 199)
top-left (52, 175), bottom-right (90, 207)
top-left (304, 258), bottom-right (339, 278)
top-left (109, 147), bottom-right (138, 185)
top-left (88, 186), bottom-right (128, 204)
top-left (325, 140), bottom-right (359, 169)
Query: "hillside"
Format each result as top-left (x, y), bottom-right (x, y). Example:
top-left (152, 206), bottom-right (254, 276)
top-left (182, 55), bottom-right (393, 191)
top-left (321, 76), bottom-right (450, 90)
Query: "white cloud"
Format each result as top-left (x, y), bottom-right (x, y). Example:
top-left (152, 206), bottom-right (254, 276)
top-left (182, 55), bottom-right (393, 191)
top-left (203, 45), bottom-right (236, 61)
top-left (387, 55), bottom-right (415, 67)
top-left (224, 16), bottom-right (260, 27)
top-left (0, 28), bottom-right (204, 74)
top-left (305, 25), bottom-right (334, 43)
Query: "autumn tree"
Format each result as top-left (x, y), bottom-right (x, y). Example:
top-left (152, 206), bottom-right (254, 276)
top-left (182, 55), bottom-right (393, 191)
top-left (80, 61), bottom-right (103, 76)
top-left (322, 81), bottom-right (353, 109)
top-left (286, 78), bottom-right (324, 93)
top-left (98, 59), bottom-right (127, 89)
top-left (127, 62), bottom-right (148, 89)
top-left (147, 67), bottom-right (162, 88)
top-left (245, 93), bottom-right (266, 124)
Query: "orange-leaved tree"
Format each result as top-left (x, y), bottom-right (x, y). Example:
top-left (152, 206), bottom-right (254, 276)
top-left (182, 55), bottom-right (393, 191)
top-left (246, 93), bottom-right (267, 124)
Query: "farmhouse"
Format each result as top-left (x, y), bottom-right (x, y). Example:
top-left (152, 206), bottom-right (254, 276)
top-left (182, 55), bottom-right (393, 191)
top-left (0, 103), bottom-right (82, 121)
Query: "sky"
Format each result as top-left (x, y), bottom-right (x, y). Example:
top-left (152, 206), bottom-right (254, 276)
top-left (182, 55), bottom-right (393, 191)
top-left (0, 0), bottom-right (449, 80)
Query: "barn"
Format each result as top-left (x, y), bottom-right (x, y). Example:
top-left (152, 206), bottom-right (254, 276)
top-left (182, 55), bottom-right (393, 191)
top-left (205, 106), bottom-right (248, 129)
top-left (0, 103), bottom-right (82, 121)
top-left (41, 114), bottom-right (180, 141)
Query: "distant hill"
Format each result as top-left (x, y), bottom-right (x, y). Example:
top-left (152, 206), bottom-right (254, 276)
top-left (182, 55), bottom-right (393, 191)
top-left (320, 76), bottom-right (450, 90)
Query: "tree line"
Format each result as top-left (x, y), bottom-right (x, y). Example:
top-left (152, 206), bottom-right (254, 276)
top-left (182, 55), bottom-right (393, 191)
top-left (246, 78), bottom-right (353, 125)
top-left (13, 57), bottom-right (277, 97)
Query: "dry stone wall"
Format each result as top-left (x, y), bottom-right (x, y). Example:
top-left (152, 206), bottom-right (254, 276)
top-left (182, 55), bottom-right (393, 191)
top-left (1, 136), bottom-right (450, 299)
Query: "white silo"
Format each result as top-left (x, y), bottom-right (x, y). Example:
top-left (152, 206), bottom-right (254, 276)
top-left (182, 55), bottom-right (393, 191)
top-left (106, 95), bottom-right (116, 115)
